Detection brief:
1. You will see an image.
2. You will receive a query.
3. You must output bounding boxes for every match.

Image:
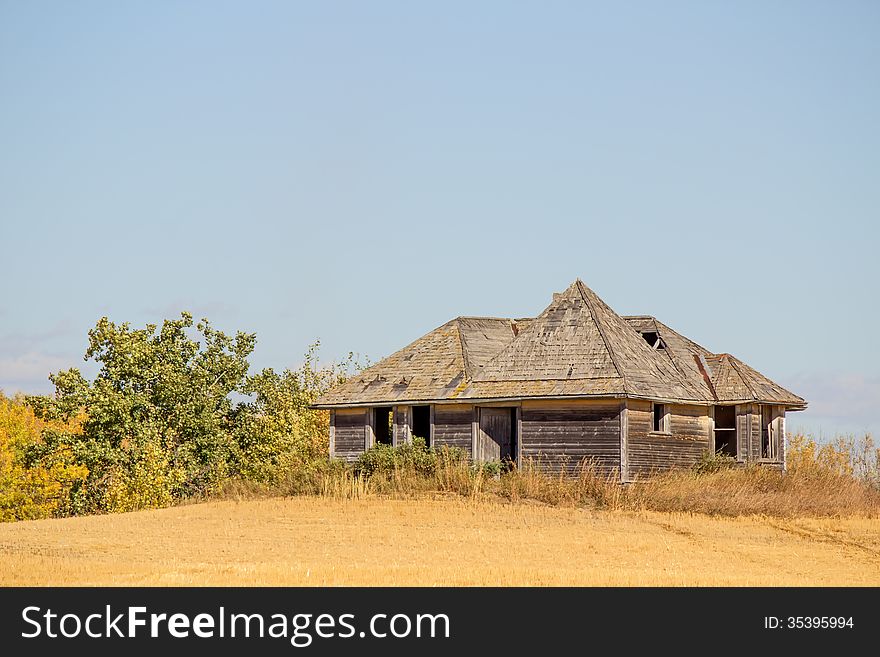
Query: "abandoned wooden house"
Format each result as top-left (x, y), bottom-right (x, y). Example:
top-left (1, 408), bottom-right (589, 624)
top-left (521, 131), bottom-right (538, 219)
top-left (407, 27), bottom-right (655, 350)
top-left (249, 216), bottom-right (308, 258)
top-left (314, 280), bottom-right (806, 480)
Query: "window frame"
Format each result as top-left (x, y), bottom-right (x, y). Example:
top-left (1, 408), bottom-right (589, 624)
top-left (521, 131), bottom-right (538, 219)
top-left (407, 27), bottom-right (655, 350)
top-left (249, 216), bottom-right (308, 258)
top-left (651, 403), bottom-right (671, 434)
top-left (760, 404), bottom-right (776, 461)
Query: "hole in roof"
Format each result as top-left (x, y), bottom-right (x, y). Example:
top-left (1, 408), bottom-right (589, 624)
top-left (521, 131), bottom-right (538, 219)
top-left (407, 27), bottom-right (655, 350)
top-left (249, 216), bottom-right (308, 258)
top-left (640, 331), bottom-right (666, 350)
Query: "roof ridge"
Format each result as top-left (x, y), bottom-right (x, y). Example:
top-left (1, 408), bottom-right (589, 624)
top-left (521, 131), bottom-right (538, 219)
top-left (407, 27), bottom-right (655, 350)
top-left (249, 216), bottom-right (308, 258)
top-left (472, 280), bottom-right (623, 384)
top-left (575, 279), bottom-right (625, 386)
top-left (454, 322), bottom-right (475, 379)
top-left (653, 318), bottom-right (715, 356)
top-left (658, 338), bottom-right (699, 394)
top-left (455, 315), bottom-right (516, 322)
top-left (693, 353), bottom-right (719, 401)
top-left (724, 355), bottom-right (759, 401)
top-left (643, 317), bottom-right (713, 395)
top-left (584, 283), bottom-right (712, 401)
top-left (727, 353), bottom-right (805, 405)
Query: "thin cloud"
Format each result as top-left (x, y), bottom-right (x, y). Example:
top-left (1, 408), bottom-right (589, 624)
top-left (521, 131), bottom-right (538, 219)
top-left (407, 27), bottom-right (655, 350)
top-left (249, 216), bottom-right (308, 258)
top-left (783, 371), bottom-right (880, 437)
top-left (0, 351), bottom-right (71, 396)
top-left (0, 321), bottom-right (77, 358)
top-left (787, 371), bottom-right (880, 422)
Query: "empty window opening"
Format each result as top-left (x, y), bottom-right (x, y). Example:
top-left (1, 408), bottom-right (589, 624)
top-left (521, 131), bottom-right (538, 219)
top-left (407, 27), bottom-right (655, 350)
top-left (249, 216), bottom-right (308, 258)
top-left (374, 407), bottom-right (392, 446)
top-left (714, 406), bottom-right (737, 457)
top-left (652, 403), bottom-right (669, 433)
top-left (412, 405), bottom-right (431, 446)
top-left (640, 331), bottom-right (666, 350)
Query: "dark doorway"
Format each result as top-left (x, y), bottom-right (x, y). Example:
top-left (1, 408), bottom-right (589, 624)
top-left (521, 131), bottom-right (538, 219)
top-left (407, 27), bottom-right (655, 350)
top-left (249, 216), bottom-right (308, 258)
top-left (714, 406), bottom-right (736, 457)
top-left (412, 405), bottom-right (431, 446)
top-left (479, 407), bottom-right (516, 464)
top-left (374, 407), bottom-right (392, 446)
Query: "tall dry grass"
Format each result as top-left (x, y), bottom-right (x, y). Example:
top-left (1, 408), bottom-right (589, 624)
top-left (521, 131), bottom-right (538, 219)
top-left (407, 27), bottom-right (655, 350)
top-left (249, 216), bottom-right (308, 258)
top-left (627, 464), bottom-right (880, 517)
top-left (218, 433), bottom-right (880, 518)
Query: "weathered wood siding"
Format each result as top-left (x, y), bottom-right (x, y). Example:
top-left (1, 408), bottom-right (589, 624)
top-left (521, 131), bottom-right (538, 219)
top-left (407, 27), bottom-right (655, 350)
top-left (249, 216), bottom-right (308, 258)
top-left (433, 404), bottom-right (473, 457)
top-left (520, 400), bottom-right (620, 475)
top-left (734, 403), bottom-right (764, 462)
top-left (628, 401), bottom-right (711, 476)
top-left (736, 404), bottom-right (751, 462)
top-left (668, 404), bottom-right (709, 440)
top-left (478, 407), bottom-right (514, 461)
top-left (333, 408), bottom-right (367, 461)
top-left (779, 411), bottom-right (786, 469)
top-left (750, 406), bottom-right (762, 461)
top-left (732, 403), bottom-right (788, 464)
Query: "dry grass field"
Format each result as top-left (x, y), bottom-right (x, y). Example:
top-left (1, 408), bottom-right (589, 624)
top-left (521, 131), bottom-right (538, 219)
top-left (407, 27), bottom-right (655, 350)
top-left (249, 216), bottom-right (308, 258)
top-left (1, 496), bottom-right (878, 586)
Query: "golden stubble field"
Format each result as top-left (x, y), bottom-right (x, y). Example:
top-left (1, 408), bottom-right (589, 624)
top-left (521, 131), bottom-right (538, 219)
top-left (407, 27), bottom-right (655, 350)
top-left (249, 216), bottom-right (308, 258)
top-left (1, 497), bottom-right (878, 586)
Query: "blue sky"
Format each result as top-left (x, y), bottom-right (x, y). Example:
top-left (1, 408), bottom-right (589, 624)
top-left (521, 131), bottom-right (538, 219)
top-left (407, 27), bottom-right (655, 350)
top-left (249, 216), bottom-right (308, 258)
top-left (1, 1), bottom-right (878, 437)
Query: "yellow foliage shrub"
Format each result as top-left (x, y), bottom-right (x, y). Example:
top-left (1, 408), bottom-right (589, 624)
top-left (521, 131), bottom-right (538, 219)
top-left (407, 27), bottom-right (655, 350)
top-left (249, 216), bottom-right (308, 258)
top-left (99, 430), bottom-right (188, 513)
top-left (787, 432), bottom-right (879, 482)
top-left (0, 393), bottom-right (88, 521)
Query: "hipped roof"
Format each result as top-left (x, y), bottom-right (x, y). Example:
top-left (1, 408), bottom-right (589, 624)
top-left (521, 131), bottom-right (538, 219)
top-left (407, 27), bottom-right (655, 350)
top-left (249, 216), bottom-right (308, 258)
top-left (315, 280), bottom-right (806, 409)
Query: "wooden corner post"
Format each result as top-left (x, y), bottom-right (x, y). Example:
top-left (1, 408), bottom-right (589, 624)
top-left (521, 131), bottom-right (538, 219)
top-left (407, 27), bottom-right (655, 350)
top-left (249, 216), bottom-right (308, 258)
top-left (619, 401), bottom-right (629, 482)
top-left (471, 407), bottom-right (480, 462)
top-left (365, 407), bottom-right (375, 450)
top-left (329, 409), bottom-right (336, 458)
top-left (515, 406), bottom-right (523, 469)
top-left (707, 405), bottom-right (715, 455)
top-left (392, 406), bottom-right (411, 447)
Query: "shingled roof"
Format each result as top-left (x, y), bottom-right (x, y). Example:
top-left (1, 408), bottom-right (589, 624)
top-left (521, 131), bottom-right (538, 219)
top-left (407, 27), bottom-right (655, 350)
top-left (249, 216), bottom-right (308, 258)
top-left (621, 316), bottom-right (805, 407)
top-left (315, 280), bottom-right (806, 409)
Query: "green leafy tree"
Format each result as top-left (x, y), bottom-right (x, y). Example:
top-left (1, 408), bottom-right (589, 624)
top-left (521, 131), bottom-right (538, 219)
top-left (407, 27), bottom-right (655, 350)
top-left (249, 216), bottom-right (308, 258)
top-left (233, 342), bottom-right (363, 483)
top-left (30, 313), bottom-right (255, 512)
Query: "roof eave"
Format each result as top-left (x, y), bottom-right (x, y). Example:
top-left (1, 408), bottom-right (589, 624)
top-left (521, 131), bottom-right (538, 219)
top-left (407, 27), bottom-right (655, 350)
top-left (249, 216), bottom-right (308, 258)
top-left (312, 391), bottom-right (718, 409)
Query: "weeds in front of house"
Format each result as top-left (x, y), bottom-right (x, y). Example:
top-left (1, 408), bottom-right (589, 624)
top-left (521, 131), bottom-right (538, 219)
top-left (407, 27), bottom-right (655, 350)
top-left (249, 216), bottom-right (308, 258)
top-left (218, 433), bottom-right (880, 518)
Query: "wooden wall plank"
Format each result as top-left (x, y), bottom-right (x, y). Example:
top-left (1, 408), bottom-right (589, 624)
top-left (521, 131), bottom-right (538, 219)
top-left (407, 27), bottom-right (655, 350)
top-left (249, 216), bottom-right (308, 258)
top-left (736, 404), bottom-right (750, 462)
top-left (522, 398), bottom-right (625, 410)
top-left (520, 403), bottom-right (620, 476)
top-left (433, 404), bottom-right (474, 457)
top-left (334, 408), bottom-right (368, 462)
top-left (619, 402), bottom-right (629, 482)
top-left (667, 404), bottom-right (708, 440)
top-left (628, 402), bottom-right (711, 477)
